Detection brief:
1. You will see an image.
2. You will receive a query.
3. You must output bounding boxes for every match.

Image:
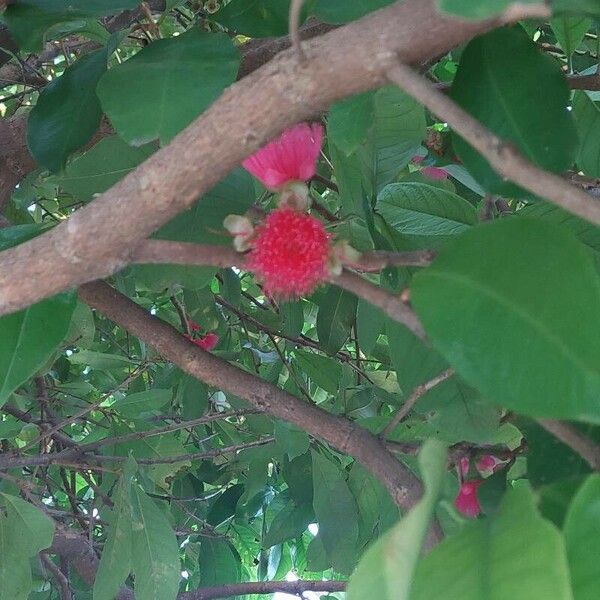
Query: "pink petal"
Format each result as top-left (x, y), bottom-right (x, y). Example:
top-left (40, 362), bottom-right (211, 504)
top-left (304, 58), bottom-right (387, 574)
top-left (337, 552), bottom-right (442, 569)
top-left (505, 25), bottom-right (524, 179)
top-left (454, 480), bottom-right (483, 518)
top-left (422, 166), bottom-right (448, 181)
top-left (242, 123), bottom-right (324, 190)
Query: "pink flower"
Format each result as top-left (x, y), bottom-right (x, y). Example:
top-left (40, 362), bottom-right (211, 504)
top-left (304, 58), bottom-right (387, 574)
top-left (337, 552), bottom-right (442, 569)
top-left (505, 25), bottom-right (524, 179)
top-left (454, 480), bottom-right (483, 518)
top-left (476, 454), bottom-right (504, 477)
top-left (246, 207), bottom-right (331, 299)
top-left (242, 123), bottom-right (324, 190)
top-left (185, 332), bottom-right (219, 351)
top-left (189, 320), bottom-right (201, 332)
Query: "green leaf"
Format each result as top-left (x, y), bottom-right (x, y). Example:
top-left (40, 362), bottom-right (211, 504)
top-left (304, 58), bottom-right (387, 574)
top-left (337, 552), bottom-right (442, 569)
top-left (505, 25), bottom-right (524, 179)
top-left (450, 26), bottom-right (578, 197)
top-left (328, 86), bottom-right (426, 193)
top-left (0, 292), bottom-right (76, 406)
top-left (564, 475), bottom-right (600, 600)
top-left (0, 495), bottom-right (55, 600)
top-left (0, 517), bottom-right (31, 600)
top-left (518, 201), bottom-right (600, 253)
top-left (313, 0), bottom-right (394, 23)
top-left (27, 48), bottom-right (108, 172)
top-left (112, 389), bottom-right (172, 418)
top-left (412, 218), bottom-right (600, 422)
top-left (131, 485), bottom-right (181, 600)
top-left (437, 0), bottom-right (542, 20)
top-left (294, 350), bottom-right (342, 394)
top-left (573, 91), bottom-right (600, 178)
top-left (0, 224), bottom-right (46, 251)
top-left (198, 538), bottom-right (242, 586)
top-left (274, 420), bottom-right (310, 460)
top-left (93, 463), bottom-right (135, 600)
top-left (97, 29), bottom-right (240, 145)
top-left (411, 483), bottom-right (573, 600)
top-left (177, 373), bottom-right (208, 421)
top-left (212, 0), bottom-right (292, 37)
top-left (69, 350), bottom-right (135, 370)
top-left (356, 300), bottom-right (384, 355)
top-left (347, 439), bottom-right (447, 600)
top-left (316, 287), bottom-right (357, 355)
top-left (1, 493), bottom-right (55, 555)
top-left (2, 0), bottom-right (138, 52)
top-left (311, 451), bottom-right (359, 574)
top-left (377, 182), bottom-right (476, 246)
top-left (552, 17), bottom-right (591, 57)
top-left (553, 0), bottom-right (600, 17)
top-left (263, 497), bottom-right (313, 548)
top-left (55, 136), bottom-right (155, 201)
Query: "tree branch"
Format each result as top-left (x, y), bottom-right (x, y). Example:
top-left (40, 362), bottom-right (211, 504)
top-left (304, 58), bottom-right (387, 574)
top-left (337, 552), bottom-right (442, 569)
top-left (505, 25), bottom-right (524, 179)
top-left (380, 368), bottom-right (455, 440)
top-left (0, 0), bottom-right (523, 318)
top-left (387, 62), bottom-right (600, 227)
top-left (77, 281), bottom-right (431, 520)
top-left (178, 580), bottom-right (347, 600)
top-left (537, 419), bottom-right (600, 471)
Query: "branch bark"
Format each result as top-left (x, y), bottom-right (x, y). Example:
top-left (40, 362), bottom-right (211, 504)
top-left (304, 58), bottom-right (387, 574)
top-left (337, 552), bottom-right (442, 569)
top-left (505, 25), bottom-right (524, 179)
top-left (178, 580), bottom-right (347, 600)
top-left (387, 62), bottom-right (600, 227)
top-left (0, 0), bottom-right (523, 318)
top-left (537, 420), bottom-right (600, 471)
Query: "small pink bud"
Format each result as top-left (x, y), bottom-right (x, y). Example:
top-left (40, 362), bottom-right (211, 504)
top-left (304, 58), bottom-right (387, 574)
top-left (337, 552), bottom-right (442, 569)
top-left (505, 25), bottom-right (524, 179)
top-left (476, 454), bottom-right (504, 477)
top-left (189, 321), bottom-right (201, 332)
top-left (454, 480), bottom-right (483, 518)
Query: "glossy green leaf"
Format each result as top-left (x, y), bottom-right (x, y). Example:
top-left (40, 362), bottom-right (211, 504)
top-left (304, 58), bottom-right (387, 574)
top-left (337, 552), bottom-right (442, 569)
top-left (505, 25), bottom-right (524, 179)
top-left (27, 48), bottom-right (108, 172)
top-left (347, 439), bottom-right (447, 600)
top-left (411, 483), bottom-right (573, 600)
top-left (274, 420), bottom-right (310, 460)
top-left (0, 292), bottom-right (76, 406)
top-left (131, 485), bottom-right (181, 600)
top-left (328, 86), bottom-right (426, 192)
top-left (98, 29), bottom-right (239, 145)
top-left (1, 493), bottom-right (55, 555)
top-left (573, 91), bottom-right (600, 178)
top-left (312, 451), bottom-right (359, 574)
top-left (552, 17), bottom-right (591, 57)
top-left (55, 136), bottom-right (155, 201)
top-left (263, 497), bottom-right (313, 548)
top-left (437, 0), bottom-right (542, 20)
top-left (564, 475), bottom-right (600, 599)
top-left (112, 389), bottom-right (172, 418)
top-left (316, 287), bottom-right (357, 355)
top-left (519, 201), bottom-right (600, 253)
top-left (294, 350), bottom-right (342, 394)
top-left (377, 182), bottom-right (477, 245)
top-left (198, 538), bottom-right (242, 586)
top-left (313, 0), bottom-right (394, 23)
top-left (93, 462), bottom-right (135, 600)
top-left (212, 0), bottom-right (292, 37)
top-left (0, 494), bottom-right (55, 600)
top-left (450, 26), bottom-right (578, 197)
top-left (412, 219), bottom-right (600, 422)
top-left (2, 0), bottom-right (138, 51)
top-left (356, 300), bottom-right (384, 356)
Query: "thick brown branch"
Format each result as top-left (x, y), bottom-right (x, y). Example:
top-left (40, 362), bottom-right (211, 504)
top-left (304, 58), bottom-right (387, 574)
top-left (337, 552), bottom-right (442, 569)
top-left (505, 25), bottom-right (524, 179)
top-left (0, 0), bottom-right (519, 318)
top-left (387, 62), bottom-right (600, 226)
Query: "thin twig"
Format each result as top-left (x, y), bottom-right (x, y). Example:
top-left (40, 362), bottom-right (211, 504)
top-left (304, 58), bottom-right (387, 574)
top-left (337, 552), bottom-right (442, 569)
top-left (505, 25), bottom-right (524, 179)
top-left (538, 420), bottom-right (600, 471)
top-left (289, 0), bottom-right (306, 62)
top-left (380, 368), bottom-right (454, 440)
top-left (171, 294), bottom-right (190, 335)
top-left (387, 62), bottom-right (600, 227)
top-left (41, 554), bottom-right (73, 600)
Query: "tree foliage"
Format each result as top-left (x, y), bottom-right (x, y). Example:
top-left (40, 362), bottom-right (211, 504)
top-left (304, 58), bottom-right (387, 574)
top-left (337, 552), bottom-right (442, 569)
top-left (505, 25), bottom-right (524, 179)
top-left (1, 1), bottom-right (600, 599)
